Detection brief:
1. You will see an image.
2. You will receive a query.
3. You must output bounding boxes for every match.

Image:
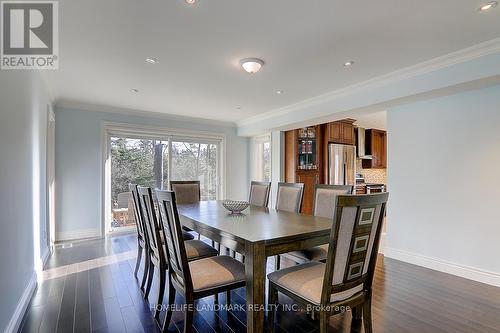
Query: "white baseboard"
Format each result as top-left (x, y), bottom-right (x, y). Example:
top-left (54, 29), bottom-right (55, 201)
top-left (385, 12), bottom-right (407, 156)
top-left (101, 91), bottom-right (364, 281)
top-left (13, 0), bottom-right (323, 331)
top-left (385, 247), bottom-right (500, 287)
top-left (4, 272), bottom-right (37, 333)
top-left (56, 228), bottom-right (101, 241)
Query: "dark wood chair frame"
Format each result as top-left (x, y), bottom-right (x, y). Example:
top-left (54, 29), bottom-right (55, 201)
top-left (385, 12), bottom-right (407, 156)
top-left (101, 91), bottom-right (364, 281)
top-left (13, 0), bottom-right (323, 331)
top-left (268, 193), bottom-right (389, 333)
top-left (137, 186), bottom-right (170, 321)
top-left (129, 184), bottom-right (151, 293)
top-left (170, 180), bottom-right (202, 239)
top-left (248, 181), bottom-right (271, 207)
top-left (274, 182), bottom-right (305, 269)
top-left (279, 184), bottom-right (354, 266)
top-left (156, 189), bottom-right (246, 333)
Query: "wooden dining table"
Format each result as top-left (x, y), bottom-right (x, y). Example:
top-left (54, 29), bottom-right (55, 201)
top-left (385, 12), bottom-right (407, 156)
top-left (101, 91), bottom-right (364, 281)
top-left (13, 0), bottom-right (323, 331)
top-left (177, 200), bottom-right (333, 333)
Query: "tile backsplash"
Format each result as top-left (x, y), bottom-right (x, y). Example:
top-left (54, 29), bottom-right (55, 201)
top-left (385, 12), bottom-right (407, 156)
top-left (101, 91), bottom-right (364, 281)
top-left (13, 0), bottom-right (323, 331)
top-left (356, 159), bottom-right (387, 184)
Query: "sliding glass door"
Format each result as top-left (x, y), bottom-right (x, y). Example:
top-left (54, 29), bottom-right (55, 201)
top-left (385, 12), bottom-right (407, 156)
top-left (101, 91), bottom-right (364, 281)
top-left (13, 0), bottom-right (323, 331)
top-left (108, 133), bottom-right (221, 233)
top-left (170, 141), bottom-right (218, 200)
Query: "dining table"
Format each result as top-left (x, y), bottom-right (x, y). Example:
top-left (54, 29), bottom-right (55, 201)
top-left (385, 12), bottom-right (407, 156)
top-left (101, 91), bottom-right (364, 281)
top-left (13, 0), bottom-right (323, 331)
top-left (177, 200), bottom-right (333, 333)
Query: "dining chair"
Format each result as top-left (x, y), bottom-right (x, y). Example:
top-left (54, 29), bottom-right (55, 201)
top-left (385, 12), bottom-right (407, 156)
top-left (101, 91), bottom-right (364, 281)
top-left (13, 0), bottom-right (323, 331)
top-left (275, 182), bottom-right (305, 213)
top-left (274, 182), bottom-right (305, 269)
top-left (249, 181), bottom-right (271, 207)
top-left (268, 192), bottom-right (389, 333)
top-left (170, 180), bottom-right (203, 240)
top-left (137, 186), bottom-right (219, 321)
top-left (170, 180), bottom-right (201, 203)
top-left (128, 184), bottom-right (150, 290)
top-left (156, 189), bottom-right (246, 333)
top-left (280, 184), bottom-right (353, 266)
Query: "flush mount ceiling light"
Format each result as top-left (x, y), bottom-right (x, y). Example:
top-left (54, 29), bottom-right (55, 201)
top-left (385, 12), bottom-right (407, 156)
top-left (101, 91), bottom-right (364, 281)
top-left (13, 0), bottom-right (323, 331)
top-left (478, 1), bottom-right (497, 11)
top-left (240, 58), bottom-right (264, 74)
top-left (276, 90), bottom-right (283, 94)
top-left (344, 60), bottom-right (355, 67)
top-left (145, 57), bottom-right (159, 64)
top-left (130, 88), bottom-right (139, 93)
top-left (185, 0), bottom-right (196, 4)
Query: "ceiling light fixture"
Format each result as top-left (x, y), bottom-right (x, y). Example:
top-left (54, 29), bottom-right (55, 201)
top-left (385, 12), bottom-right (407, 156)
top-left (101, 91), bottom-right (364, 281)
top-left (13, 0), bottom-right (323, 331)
top-left (236, 105), bottom-right (242, 109)
top-left (344, 60), bottom-right (355, 67)
top-left (130, 88), bottom-right (139, 93)
top-left (276, 90), bottom-right (283, 94)
top-left (478, 1), bottom-right (497, 11)
top-left (185, 0), bottom-right (196, 4)
top-left (145, 57), bottom-right (159, 64)
top-left (239, 58), bottom-right (264, 74)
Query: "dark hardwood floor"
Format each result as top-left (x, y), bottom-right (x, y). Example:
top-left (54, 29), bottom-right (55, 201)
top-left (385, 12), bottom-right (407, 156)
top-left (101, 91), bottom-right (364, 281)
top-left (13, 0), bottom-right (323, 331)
top-left (19, 233), bottom-right (500, 333)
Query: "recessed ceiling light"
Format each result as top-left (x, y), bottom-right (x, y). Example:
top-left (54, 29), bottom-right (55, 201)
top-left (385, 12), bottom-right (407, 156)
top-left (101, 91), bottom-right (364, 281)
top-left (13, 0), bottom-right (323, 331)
top-left (145, 57), bottom-right (159, 64)
top-left (478, 1), bottom-right (497, 11)
top-left (239, 58), bottom-right (264, 74)
top-left (185, 0), bottom-right (196, 4)
top-left (276, 90), bottom-right (283, 94)
top-left (344, 60), bottom-right (355, 67)
top-left (130, 88), bottom-right (139, 93)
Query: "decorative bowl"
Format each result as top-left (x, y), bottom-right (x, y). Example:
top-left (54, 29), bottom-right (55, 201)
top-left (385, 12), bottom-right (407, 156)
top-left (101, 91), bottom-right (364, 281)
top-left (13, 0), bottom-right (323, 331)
top-left (222, 200), bottom-right (250, 214)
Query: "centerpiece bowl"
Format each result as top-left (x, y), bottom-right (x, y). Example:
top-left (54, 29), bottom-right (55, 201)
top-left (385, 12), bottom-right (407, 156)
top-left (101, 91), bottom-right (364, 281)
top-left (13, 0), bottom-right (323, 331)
top-left (222, 200), bottom-right (250, 214)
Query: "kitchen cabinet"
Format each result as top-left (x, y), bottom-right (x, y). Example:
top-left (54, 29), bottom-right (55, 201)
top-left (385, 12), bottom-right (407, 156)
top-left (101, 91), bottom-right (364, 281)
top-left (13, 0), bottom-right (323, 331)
top-left (284, 125), bottom-right (323, 214)
top-left (362, 129), bottom-right (387, 169)
top-left (327, 119), bottom-right (355, 145)
top-left (296, 172), bottom-right (319, 215)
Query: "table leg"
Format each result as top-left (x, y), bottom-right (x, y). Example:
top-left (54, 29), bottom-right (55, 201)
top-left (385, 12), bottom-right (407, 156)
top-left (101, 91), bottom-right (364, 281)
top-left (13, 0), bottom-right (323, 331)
top-left (245, 241), bottom-right (266, 333)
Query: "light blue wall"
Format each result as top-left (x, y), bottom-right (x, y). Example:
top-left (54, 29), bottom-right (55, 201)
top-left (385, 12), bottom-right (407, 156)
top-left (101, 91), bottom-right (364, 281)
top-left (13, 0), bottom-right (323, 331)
top-left (0, 71), bottom-right (50, 332)
top-left (55, 107), bottom-right (250, 237)
top-left (386, 84), bottom-right (500, 282)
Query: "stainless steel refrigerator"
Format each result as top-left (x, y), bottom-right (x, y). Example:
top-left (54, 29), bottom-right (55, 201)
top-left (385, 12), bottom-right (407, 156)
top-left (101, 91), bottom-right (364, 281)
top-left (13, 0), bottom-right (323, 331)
top-left (328, 144), bottom-right (356, 186)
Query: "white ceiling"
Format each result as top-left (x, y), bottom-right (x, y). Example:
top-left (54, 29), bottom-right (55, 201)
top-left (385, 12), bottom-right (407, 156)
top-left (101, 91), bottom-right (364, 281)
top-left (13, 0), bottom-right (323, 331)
top-left (49, 0), bottom-right (500, 123)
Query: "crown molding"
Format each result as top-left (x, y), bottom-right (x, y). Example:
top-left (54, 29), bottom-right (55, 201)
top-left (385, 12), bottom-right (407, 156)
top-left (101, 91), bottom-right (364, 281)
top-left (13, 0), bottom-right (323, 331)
top-left (237, 37), bottom-right (500, 128)
top-left (55, 99), bottom-right (238, 128)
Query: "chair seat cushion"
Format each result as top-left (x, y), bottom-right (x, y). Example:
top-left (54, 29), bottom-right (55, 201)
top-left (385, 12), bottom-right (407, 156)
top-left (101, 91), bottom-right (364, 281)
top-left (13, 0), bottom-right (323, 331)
top-left (267, 262), bottom-right (363, 305)
top-left (182, 230), bottom-right (195, 240)
top-left (287, 244), bottom-right (329, 262)
top-left (189, 255), bottom-right (245, 292)
top-left (185, 240), bottom-right (219, 261)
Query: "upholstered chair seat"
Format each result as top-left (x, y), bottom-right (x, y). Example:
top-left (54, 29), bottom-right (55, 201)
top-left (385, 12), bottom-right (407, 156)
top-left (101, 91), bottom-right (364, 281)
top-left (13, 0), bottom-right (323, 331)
top-left (187, 255), bottom-right (246, 292)
top-left (159, 233), bottom-right (217, 261)
top-left (281, 185), bottom-right (352, 266)
top-left (286, 244), bottom-right (329, 262)
top-left (268, 262), bottom-right (363, 304)
top-left (182, 230), bottom-right (195, 240)
top-left (184, 240), bottom-right (219, 261)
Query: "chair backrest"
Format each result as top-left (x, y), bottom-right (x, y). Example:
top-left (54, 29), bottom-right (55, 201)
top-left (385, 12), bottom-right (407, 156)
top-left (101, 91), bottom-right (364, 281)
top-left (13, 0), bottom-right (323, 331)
top-left (117, 191), bottom-right (131, 208)
top-left (137, 186), bottom-right (164, 262)
top-left (321, 192), bottom-right (388, 305)
top-left (128, 184), bottom-right (146, 241)
top-left (155, 189), bottom-right (192, 289)
top-left (249, 181), bottom-right (271, 207)
top-left (170, 180), bottom-right (201, 204)
top-left (313, 184), bottom-right (353, 219)
top-left (275, 182), bottom-right (304, 213)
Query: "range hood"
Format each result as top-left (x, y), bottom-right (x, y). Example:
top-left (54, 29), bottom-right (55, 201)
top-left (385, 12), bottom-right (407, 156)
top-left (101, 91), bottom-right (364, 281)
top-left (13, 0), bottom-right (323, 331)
top-left (357, 127), bottom-right (373, 160)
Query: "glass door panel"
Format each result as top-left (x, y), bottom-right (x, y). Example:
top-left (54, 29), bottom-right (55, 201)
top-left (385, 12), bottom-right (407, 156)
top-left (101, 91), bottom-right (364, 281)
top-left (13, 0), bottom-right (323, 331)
top-left (170, 141), bottom-right (218, 200)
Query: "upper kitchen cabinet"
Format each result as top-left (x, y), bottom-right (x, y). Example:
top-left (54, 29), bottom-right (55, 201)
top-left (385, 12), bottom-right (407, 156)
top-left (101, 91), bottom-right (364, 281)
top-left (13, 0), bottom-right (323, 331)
top-left (362, 129), bottom-right (387, 169)
top-left (326, 119), bottom-right (355, 145)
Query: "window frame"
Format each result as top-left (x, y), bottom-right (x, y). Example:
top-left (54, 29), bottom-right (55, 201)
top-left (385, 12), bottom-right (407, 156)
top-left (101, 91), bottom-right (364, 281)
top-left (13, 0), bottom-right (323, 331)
top-left (102, 122), bottom-right (226, 236)
top-left (252, 133), bottom-right (272, 183)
